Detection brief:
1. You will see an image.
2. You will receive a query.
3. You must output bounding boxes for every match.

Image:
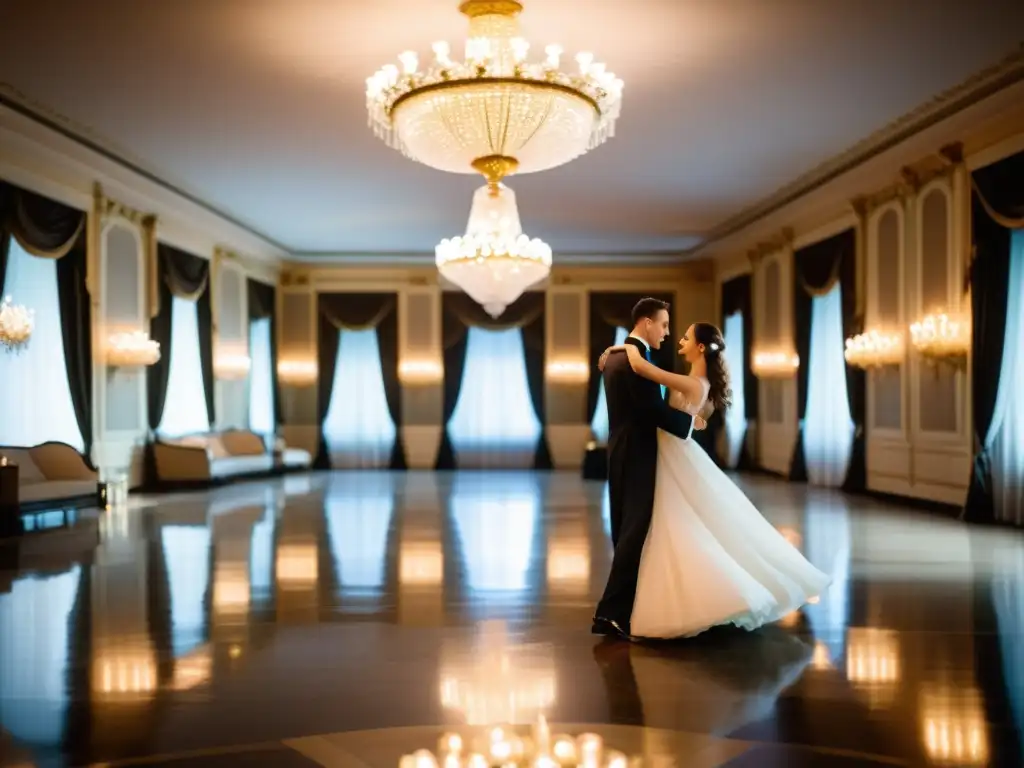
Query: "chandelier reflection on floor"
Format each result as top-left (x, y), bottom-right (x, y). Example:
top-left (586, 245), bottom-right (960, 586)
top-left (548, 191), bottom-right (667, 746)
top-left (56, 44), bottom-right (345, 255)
top-left (439, 620), bottom-right (555, 725)
top-left (436, 179), bottom-right (551, 317)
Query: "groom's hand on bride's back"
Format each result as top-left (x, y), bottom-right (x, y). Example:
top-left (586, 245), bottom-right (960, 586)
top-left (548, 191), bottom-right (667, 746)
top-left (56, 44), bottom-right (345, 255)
top-left (693, 416), bottom-right (707, 431)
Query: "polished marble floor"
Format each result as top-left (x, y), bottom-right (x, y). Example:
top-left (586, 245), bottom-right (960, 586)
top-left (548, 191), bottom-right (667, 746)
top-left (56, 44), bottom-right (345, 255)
top-left (1, 471), bottom-right (1023, 767)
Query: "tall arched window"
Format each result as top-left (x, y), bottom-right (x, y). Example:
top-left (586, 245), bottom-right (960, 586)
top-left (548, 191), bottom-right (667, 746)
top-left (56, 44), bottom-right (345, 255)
top-left (248, 317), bottom-right (274, 437)
top-left (158, 296), bottom-right (211, 437)
top-left (589, 327), bottom-right (629, 444)
top-left (722, 311), bottom-right (747, 468)
top-left (448, 327), bottom-right (541, 468)
top-left (803, 285), bottom-right (854, 486)
top-left (0, 241), bottom-right (83, 449)
top-left (322, 328), bottom-right (397, 468)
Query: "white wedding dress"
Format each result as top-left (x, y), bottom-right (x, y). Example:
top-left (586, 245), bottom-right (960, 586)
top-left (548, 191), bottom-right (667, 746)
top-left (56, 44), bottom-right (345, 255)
top-left (631, 377), bottom-right (831, 639)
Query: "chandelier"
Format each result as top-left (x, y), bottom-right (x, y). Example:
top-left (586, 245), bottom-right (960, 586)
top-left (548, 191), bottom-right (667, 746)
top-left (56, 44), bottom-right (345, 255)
top-left (909, 312), bottom-right (970, 367)
top-left (437, 181), bottom-right (551, 317)
top-left (844, 330), bottom-right (904, 370)
top-left (0, 296), bottom-right (34, 352)
top-left (105, 331), bottom-right (161, 368)
top-left (366, 0), bottom-right (623, 178)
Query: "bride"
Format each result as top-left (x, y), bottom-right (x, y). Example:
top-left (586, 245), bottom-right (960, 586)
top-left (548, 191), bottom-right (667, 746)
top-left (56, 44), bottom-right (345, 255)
top-left (599, 322), bottom-right (830, 640)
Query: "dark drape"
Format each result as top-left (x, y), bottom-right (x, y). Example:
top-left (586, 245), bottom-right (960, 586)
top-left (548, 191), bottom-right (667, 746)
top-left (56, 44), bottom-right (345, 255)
top-left (588, 292), bottom-right (676, 427)
top-left (0, 181), bottom-right (92, 454)
top-left (790, 229), bottom-right (857, 483)
top-left (247, 279), bottom-right (282, 429)
top-left (963, 149), bottom-right (1024, 523)
top-left (147, 274), bottom-right (175, 431)
top-left (720, 275), bottom-right (756, 468)
top-left (315, 293), bottom-right (403, 469)
top-left (0, 230), bottom-right (8, 293)
top-left (56, 241), bottom-right (94, 457)
top-left (435, 292), bottom-right (548, 469)
top-left (521, 309), bottom-right (554, 469)
top-left (149, 244), bottom-right (213, 430)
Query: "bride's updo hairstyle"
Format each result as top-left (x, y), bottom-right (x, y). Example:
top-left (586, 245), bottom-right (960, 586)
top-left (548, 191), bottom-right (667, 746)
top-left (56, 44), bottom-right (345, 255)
top-left (692, 322), bottom-right (733, 413)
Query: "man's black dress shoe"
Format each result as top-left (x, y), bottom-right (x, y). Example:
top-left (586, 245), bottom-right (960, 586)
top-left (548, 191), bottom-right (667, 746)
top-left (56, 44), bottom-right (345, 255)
top-left (591, 616), bottom-right (628, 637)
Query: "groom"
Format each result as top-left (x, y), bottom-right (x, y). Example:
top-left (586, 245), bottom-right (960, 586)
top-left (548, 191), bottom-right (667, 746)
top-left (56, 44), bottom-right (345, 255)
top-left (592, 298), bottom-right (701, 639)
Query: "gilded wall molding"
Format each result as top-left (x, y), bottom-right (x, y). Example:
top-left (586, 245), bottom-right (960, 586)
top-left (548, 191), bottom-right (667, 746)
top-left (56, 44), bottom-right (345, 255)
top-left (92, 183), bottom-right (159, 318)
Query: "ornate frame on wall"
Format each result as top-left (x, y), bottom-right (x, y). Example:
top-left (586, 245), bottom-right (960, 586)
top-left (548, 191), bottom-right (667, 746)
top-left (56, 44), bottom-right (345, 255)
top-left (89, 184), bottom-right (154, 484)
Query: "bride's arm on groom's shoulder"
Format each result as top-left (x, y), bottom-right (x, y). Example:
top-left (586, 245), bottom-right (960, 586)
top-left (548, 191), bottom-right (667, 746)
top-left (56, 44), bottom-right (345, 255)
top-left (621, 345), bottom-right (704, 404)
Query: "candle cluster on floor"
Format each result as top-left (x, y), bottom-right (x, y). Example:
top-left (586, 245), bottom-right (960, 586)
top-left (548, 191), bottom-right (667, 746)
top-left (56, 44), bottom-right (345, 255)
top-left (400, 717), bottom-right (638, 767)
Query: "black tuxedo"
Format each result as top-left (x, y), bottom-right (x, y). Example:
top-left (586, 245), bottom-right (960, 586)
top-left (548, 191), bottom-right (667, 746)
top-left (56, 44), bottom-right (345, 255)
top-left (593, 336), bottom-right (693, 635)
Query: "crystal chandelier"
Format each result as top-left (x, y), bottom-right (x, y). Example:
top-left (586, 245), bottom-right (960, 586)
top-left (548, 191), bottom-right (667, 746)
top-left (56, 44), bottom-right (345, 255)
top-left (0, 296), bottom-right (34, 352)
top-left (366, 0), bottom-right (623, 178)
top-left (105, 331), bottom-right (161, 368)
top-left (844, 329), bottom-right (904, 370)
top-left (437, 181), bottom-right (551, 317)
top-left (909, 312), bottom-right (970, 367)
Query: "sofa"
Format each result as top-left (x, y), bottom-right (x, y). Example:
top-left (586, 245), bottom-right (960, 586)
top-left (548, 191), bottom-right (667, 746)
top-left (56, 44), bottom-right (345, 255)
top-left (152, 429), bottom-right (312, 486)
top-left (0, 442), bottom-right (99, 513)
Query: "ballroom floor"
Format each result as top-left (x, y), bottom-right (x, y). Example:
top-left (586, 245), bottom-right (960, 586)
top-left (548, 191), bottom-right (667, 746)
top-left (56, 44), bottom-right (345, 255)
top-left (0, 471), bottom-right (1022, 767)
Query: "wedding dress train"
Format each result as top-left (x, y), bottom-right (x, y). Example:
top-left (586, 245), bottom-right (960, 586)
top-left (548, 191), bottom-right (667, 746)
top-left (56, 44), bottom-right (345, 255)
top-left (631, 379), bottom-right (831, 639)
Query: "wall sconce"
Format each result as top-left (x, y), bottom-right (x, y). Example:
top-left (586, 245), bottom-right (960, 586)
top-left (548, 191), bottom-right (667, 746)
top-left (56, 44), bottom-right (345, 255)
top-left (844, 329), bottom-right (904, 370)
top-left (545, 359), bottom-right (589, 383)
top-left (277, 358), bottom-right (317, 386)
top-left (214, 345), bottom-right (251, 380)
top-left (751, 348), bottom-right (799, 379)
top-left (399, 358), bottom-right (444, 383)
top-left (909, 311), bottom-right (970, 369)
top-left (105, 330), bottom-right (161, 368)
top-left (0, 295), bottom-right (33, 352)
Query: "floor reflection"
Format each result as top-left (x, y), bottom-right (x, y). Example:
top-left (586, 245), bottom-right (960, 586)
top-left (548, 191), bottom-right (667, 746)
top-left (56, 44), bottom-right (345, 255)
top-left (0, 471), bottom-right (1020, 767)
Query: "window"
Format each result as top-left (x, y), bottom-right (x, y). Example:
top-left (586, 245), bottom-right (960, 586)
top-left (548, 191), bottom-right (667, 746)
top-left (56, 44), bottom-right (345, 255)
top-left (803, 285), bottom-right (855, 486)
top-left (449, 327), bottom-right (542, 468)
top-left (158, 296), bottom-right (210, 437)
top-left (0, 241), bottom-right (84, 450)
top-left (322, 328), bottom-right (396, 468)
top-left (722, 311), bottom-right (747, 468)
top-left (0, 567), bottom-right (81, 746)
top-left (325, 475), bottom-right (394, 603)
top-left (162, 526), bottom-right (211, 657)
top-left (992, 229), bottom-right (1024, 522)
top-left (451, 475), bottom-right (537, 598)
top-left (248, 317), bottom-right (274, 437)
top-left (590, 327), bottom-right (629, 444)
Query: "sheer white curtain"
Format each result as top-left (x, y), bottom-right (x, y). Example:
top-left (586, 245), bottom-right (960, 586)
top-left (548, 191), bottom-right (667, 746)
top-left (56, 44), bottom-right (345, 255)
top-left (991, 230), bottom-right (1024, 524)
top-left (0, 241), bottom-right (83, 450)
top-left (158, 296), bottom-right (210, 438)
top-left (248, 317), bottom-right (274, 437)
top-left (0, 566), bottom-right (81, 747)
top-left (161, 526), bottom-right (211, 658)
top-left (803, 285), bottom-right (855, 486)
top-left (590, 327), bottom-right (629, 444)
top-left (449, 327), bottom-right (541, 468)
top-left (722, 311), bottom-right (747, 468)
top-left (323, 328), bottom-right (396, 468)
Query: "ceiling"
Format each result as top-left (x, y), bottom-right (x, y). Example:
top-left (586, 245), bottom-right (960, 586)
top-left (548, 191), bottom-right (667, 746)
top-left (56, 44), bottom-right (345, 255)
top-left (0, 0), bottom-right (1022, 256)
